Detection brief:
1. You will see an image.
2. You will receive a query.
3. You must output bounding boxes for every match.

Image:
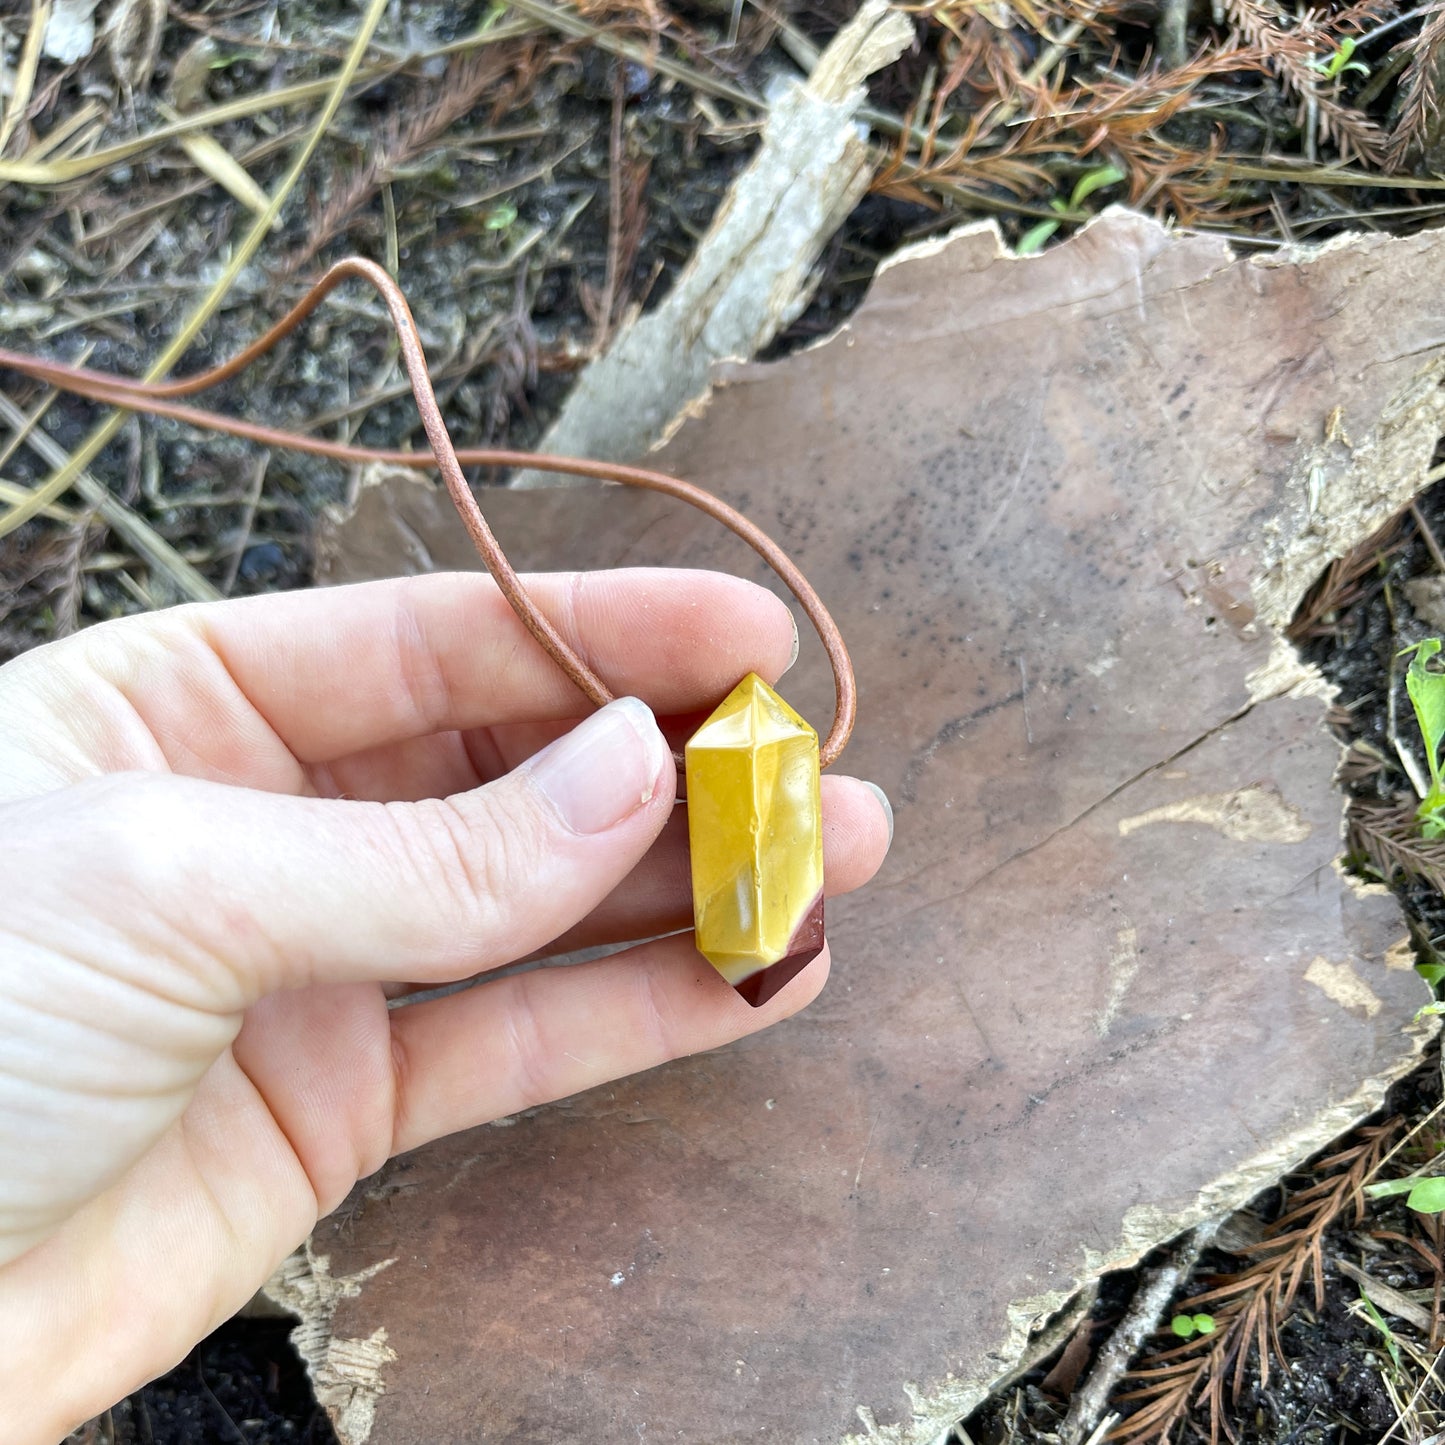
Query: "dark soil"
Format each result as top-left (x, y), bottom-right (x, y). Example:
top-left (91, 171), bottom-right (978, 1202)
top-left (68, 1318), bottom-right (336, 1445)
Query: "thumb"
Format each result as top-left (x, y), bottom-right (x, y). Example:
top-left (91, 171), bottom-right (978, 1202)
top-left (9, 697), bottom-right (674, 1010)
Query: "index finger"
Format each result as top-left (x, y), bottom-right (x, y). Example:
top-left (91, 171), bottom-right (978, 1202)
top-left (150, 570), bottom-right (795, 764)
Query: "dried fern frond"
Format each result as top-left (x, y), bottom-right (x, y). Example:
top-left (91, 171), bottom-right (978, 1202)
top-left (1288, 508), bottom-right (1405, 642)
top-left (1337, 740), bottom-right (1389, 788)
top-left (1387, 3), bottom-right (1445, 171)
top-left (1349, 799), bottom-right (1445, 895)
top-left (875, 46), bottom-right (1270, 223)
top-left (872, 101), bottom-right (1056, 206)
top-left (923, 16), bottom-right (1030, 144)
top-left (908, 0), bottom-right (1127, 47)
top-left (1221, 0), bottom-right (1386, 164)
top-left (1327, 0), bottom-right (1402, 33)
top-left (1110, 1121), bottom-right (1399, 1444)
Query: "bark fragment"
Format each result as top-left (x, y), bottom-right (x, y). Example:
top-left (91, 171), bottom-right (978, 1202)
top-left (312, 212), bottom-right (1445, 1444)
top-left (509, 0), bottom-right (914, 485)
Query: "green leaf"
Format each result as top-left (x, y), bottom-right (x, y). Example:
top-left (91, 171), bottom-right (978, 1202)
top-left (1407, 1176), bottom-right (1445, 1212)
top-left (1170, 1315), bottom-right (1197, 1339)
top-left (1192, 1314), bottom-right (1216, 1335)
top-left (1421, 791), bottom-right (1445, 834)
top-left (1416, 960), bottom-right (1445, 986)
top-left (484, 202), bottom-right (518, 231)
top-left (1415, 1001), bottom-right (1445, 1022)
top-left (1406, 638), bottom-right (1445, 791)
top-left (1016, 220), bottom-right (1061, 255)
top-left (1364, 1178), bottom-right (1420, 1199)
top-left (1070, 164), bottom-right (1127, 209)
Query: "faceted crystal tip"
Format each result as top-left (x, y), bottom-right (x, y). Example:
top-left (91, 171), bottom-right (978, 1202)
top-left (685, 672), bottom-right (826, 1006)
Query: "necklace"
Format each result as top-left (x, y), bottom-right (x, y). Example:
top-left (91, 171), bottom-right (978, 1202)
top-left (0, 256), bottom-right (858, 1006)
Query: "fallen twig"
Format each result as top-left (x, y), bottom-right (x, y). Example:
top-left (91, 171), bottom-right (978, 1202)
top-left (1060, 1222), bottom-right (1220, 1445)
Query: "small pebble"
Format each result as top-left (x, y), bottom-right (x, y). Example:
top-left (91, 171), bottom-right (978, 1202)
top-left (237, 541), bottom-right (286, 585)
top-left (623, 61), bottom-right (651, 99)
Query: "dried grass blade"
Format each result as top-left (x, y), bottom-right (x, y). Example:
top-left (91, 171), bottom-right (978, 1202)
top-left (0, 392), bottom-right (217, 601)
top-left (0, 0), bottom-right (52, 158)
top-left (0, 65), bottom-right (402, 186)
top-left (0, 477), bottom-right (76, 522)
top-left (160, 106), bottom-right (273, 218)
top-left (16, 98), bottom-right (105, 166)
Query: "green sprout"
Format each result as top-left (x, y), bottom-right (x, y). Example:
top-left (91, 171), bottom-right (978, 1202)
top-left (1415, 956), bottom-right (1445, 1022)
top-left (1357, 1292), bottom-right (1402, 1372)
top-left (1312, 36), bottom-right (1370, 80)
top-left (1403, 638), bottom-right (1445, 836)
top-left (483, 202), bottom-right (519, 232)
top-left (1410, 1176), bottom-right (1445, 1212)
top-left (1016, 165), bottom-right (1127, 256)
top-left (1169, 1313), bottom-right (1216, 1340)
top-left (1363, 1173), bottom-right (1445, 1212)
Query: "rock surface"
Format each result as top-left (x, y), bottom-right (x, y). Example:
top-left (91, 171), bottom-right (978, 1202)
top-left (302, 212), bottom-right (1445, 1444)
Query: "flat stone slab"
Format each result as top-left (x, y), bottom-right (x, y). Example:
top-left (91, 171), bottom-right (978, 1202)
top-left (300, 212), bottom-right (1445, 1444)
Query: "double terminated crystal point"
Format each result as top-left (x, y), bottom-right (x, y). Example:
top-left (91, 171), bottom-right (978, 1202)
top-left (685, 673), bottom-right (825, 1007)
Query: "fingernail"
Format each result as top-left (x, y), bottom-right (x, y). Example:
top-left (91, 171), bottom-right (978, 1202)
top-left (864, 781), bottom-right (894, 846)
top-left (527, 698), bottom-right (668, 835)
top-left (781, 613), bottom-right (800, 677)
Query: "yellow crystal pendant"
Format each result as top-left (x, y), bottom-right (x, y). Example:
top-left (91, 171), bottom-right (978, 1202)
top-left (685, 673), bottom-right (825, 1007)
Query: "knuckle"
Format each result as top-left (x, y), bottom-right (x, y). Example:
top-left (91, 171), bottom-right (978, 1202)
top-left (389, 596), bottom-right (455, 735)
top-left (498, 973), bottom-right (557, 1108)
top-left (81, 771), bottom-right (199, 883)
top-left (382, 789), bottom-right (541, 960)
top-left (630, 955), bottom-right (684, 1066)
top-left (41, 773), bottom-right (255, 1006)
top-left (560, 570), bottom-right (602, 680)
top-left (84, 613), bottom-right (206, 696)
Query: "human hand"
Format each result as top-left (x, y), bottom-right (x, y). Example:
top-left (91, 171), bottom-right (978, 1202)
top-left (0, 570), bottom-right (891, 1442)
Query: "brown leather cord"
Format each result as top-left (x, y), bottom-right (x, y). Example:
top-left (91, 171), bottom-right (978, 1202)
top-left (0, 257), bottom-right (856, 767)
